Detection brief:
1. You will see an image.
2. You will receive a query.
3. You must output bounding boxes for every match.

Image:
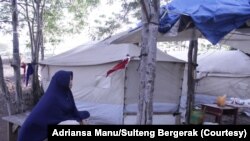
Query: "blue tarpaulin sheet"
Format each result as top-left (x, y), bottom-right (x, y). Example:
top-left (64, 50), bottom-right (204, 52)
top-left (159, 0), bottom-right (250, 44)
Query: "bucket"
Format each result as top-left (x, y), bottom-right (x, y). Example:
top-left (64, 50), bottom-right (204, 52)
top-left (190, 110), bottom-right (204, 125)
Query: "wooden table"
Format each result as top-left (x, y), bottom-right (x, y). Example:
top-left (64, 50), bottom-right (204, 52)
top-left (201, 104), bottom-right (238, 125)
top-left (2, 111), bottom-right (30, 141)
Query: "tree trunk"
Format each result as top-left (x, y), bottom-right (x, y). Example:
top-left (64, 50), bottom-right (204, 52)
top-left (40, 3), bottom-right (45, 61)
top-left (24, 0), bottom-right (45, 105)
top-left (186, 40), bottom-right (198, 124)
top-left (137, 0), bottom-right (159, 125)
top-left (32, 0), bottom-right (43, 104)
top-left (0, 56), bottom-right (12, 115)
top-left (11, 0), bottom-right (23, 113)
top-left (40, 32), bottom-right (44, 60)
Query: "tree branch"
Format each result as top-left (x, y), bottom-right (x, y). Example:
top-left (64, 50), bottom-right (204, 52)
top-left (17, 1), bottom-right (34, 7)
top-left (140, 0), bottom-right (150, 23)
top-left (0, 20), bottom-right (12, 23)
top-left (120, 0), bottom-right (131, 21)
top-left (152, 0), bottom-right (159, 13)
top-left (0, 0), bottom-right (11, 3)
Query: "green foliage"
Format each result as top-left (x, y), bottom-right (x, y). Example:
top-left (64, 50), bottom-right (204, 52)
top-left (88, 0), bottom-right (140, 40)
top-left (43, 0), bottom-right (100, 46)
top-left (88, 0), bottom-right (174, 40)
top-left (158, 40), bottom-right (230, 53)
top-left (0, 0), bottom-right (100, 48)
top-left (0, 2), bottom-right (12, 33)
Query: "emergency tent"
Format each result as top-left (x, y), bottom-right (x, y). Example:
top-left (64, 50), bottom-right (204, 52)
top-left (195, 50), bottom-right (250, 104)
top-left (39, 33), bottom-right (186, 124)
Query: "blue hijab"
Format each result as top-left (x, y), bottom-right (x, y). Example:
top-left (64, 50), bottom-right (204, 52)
top-left (17, 70), bottom-right (90, 141)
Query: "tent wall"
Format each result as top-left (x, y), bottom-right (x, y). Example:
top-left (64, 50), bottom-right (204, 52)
top-left (194, 50), bottom-right (250, 107)
top-left (124, 115), bottom-right (177, 125)
top-left (40, 40), bottom-right (186, 124)
top-left (41, 62), bottom-right (125, 124)
top-left (41, 59), bottom-right (185, 125)
top-left (123, 61), bottom-right (185, 124)
top-left (195, 76), bottom-right (250, 99)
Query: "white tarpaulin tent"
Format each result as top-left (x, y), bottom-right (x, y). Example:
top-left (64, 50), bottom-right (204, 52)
top-left (220, 28), bottom-right (250, 54)
top-left (195, 50), bottom-right (250, 105)
top-left (39, 34), bottom-right (186, 124)
top-left (111, 26), bottom-right (250, 55)
top-left (111, 26), bottom-right (202, 44)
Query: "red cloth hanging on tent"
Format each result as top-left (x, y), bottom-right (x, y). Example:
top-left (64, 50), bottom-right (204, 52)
top-left (106, 57), bottom-right (130, 77)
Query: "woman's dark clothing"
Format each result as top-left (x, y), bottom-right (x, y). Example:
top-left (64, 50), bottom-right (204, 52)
top-left (18, 70), bottom-right (90, 141)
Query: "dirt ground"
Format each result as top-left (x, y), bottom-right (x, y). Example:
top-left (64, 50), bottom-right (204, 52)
top-left (1, 59), bottom-right (250, 141)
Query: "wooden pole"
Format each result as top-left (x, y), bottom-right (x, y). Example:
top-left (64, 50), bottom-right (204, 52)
top-left (186, 39), bottom-right (198, 124)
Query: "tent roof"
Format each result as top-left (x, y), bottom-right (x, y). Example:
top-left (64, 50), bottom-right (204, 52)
top-left (40, 33), bottom-right (185, 66)
top-left (111, 27), bottom-right (201, 44)
top-left (163, 0), bottom-right (250, 44)
top-left (197, 50), bottom-right (250, 75)
top-left (112, 0), bottom-right (250, 52)
top-left (220, 28), bottom-right (250, 54)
